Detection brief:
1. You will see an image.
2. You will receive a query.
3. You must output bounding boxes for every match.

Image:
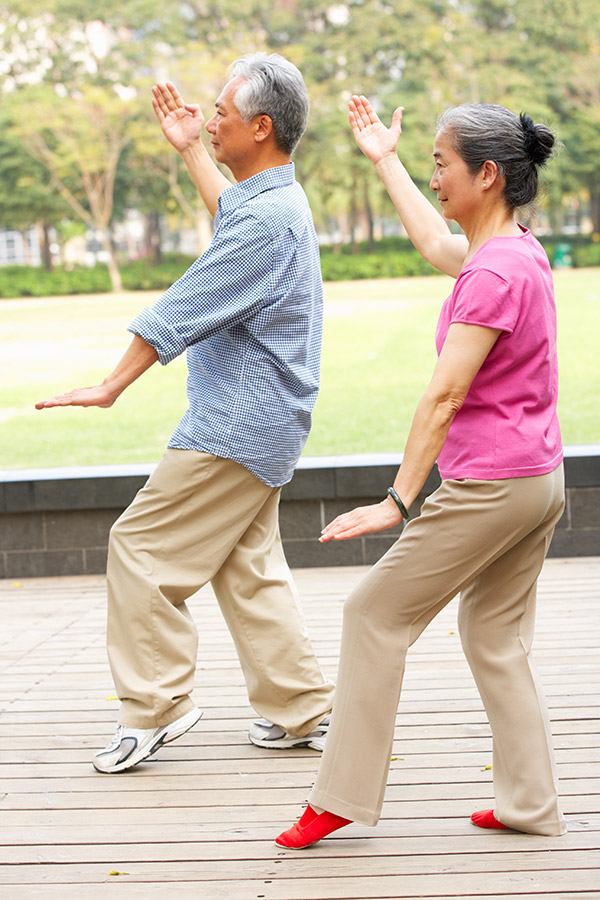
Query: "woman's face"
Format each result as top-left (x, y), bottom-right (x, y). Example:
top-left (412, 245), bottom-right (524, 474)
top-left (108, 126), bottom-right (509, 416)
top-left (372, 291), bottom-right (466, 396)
top-left (429, 130), bottom-right (480, 224)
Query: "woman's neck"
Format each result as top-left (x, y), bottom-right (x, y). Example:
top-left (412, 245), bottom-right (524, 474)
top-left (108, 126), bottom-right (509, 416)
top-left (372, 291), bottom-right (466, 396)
top-left (462, 208), bottom-right (522, 264)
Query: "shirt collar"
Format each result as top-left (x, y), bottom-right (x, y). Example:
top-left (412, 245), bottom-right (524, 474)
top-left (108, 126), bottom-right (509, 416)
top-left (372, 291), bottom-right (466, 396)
top-left (218, 163), bottom-right (295, 214)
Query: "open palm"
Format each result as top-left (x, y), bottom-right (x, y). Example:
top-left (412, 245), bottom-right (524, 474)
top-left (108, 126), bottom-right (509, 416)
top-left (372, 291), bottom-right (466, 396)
top-left (152, 81), bottom-right (204, 152)
top-left (349, 95), bottom-right (403, 165)
top-left (35, 383), bottom-right (117, 410)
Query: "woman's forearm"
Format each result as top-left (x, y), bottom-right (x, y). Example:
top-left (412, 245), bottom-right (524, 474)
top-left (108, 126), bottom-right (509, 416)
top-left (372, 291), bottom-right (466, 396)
top-left (389, 391), bottom-right (458, 512)
top-left (389, 322), bottom-right (499, 512)
top-left (375, 155), bottom-right (467, 277)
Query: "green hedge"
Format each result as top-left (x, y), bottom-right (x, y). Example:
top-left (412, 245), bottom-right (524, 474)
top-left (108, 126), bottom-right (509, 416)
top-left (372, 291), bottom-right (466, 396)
top-left (1, 237), bottom-right (599, 297)
top-left (0, 264), bottom-right (112, 298)
top-left (120, 255), bottom-right (195, 290)
top-left (0, 254), bottom-right (197, 298)
top-left (320, 249), bottom-right (438, 280)
top-left (572, 242), bottom-right (600, 267)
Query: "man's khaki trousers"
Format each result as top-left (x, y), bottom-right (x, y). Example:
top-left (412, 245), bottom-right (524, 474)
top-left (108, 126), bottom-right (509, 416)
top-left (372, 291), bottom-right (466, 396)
top-left (309, 466), bottom-right (567, 836)
top-left (106, 449), bottom-right (334, 735)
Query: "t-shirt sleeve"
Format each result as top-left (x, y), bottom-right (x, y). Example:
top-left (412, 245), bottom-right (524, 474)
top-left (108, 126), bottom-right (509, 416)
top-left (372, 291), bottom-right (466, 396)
top-left (127, 210), bottom-right (276, 364)
top-left (449, 266), bottom-right (519, 334)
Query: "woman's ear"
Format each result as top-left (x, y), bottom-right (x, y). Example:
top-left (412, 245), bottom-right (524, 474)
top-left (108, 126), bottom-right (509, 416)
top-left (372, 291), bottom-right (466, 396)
top-left (481, 159), bottom-right (500, 189)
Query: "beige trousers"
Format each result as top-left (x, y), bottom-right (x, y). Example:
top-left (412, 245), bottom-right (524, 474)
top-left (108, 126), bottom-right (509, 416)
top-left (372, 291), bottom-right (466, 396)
top-left (106, 449), bottom-right (334, 734)
top-left (309, 466), bottom-right (566, 836)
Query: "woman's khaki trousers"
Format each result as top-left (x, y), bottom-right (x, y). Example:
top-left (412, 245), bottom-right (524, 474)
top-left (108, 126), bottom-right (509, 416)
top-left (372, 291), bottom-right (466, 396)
top-left (105, 449), bottom-right (334, 735)
top-left (309, 466), bottom-right (567, 836)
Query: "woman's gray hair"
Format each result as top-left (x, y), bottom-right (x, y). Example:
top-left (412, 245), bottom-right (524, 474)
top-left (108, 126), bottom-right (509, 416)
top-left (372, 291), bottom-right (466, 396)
top-left (437, 103), bottom-right (556, 211)
top-left (228, 52), bottom-right (309, 156)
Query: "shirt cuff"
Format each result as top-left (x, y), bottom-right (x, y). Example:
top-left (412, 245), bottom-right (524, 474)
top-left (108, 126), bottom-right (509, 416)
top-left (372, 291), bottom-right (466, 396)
top-left (127, 307), bottom-right (187, 365)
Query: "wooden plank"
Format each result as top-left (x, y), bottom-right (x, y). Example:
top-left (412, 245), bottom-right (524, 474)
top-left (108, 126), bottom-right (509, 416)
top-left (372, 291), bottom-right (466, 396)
top-left (2, 773), bottom-right (599, 798)
top-left (1, 760), bottom-right (597, 782)
top-left (2, 792), bottom-right (599, 817)
top-left (1, 809), bottom-right (597, 835)
top-left (0, 558), bottom-right (599, 899)
top-left (1, 851), bottom-right (599, 882)
top-left (3, 890), bottom-right (600, 900)
top-left (1, 865), bottom-right (599, 897)
top-left (2, 828), bottom-right (599, 853)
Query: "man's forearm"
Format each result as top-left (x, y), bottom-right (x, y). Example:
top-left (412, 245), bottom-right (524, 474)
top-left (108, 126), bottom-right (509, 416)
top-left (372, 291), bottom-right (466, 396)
top-left (181, 142), bottom-right (232, 218)
top-left (35, 334), bottom-right (159, 410)
top-left (103, 334), bottom-right (159, 400)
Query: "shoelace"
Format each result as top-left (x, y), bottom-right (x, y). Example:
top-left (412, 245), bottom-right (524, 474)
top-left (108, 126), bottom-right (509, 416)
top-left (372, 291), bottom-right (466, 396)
top-left (106, 725), bottom-right (124, 750)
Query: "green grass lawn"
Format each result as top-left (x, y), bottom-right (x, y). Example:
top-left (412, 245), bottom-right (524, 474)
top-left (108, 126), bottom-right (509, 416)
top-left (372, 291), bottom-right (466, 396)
top-left (1, 268), bottom-right (598, 469)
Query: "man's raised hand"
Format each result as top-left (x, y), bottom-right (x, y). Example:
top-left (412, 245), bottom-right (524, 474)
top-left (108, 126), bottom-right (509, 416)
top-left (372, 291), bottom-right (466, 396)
top-left (152, 81), bottom-right (204, 153)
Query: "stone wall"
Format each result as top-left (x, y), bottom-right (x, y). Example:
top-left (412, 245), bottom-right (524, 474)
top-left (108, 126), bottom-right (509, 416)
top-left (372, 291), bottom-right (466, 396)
top-left (1, 448), bottom-right (598, 579)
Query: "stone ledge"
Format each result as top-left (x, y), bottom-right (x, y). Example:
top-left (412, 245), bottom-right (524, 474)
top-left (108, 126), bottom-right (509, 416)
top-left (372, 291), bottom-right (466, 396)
top-left (1, 447), bottom-right (598, 578)
top-left (6, 446), bottom-right (599, 511)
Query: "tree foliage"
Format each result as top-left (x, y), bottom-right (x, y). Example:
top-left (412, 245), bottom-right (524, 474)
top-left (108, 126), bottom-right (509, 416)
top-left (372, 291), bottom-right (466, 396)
top-left (0, 0), bottom-right (599, 286)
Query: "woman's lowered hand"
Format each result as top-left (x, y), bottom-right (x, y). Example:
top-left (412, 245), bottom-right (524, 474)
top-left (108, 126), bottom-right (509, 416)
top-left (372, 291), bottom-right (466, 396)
top-left (320, 498), bottom-right (402, 542)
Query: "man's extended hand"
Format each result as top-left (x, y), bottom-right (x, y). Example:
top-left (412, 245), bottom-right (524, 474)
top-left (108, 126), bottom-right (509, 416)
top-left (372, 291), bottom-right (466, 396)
top-left (35, 335), bottom-right (158, 411)
top-left (152, 81), bottom-right (204, 153)
top-left (35, 383), bottom-right (118, 410)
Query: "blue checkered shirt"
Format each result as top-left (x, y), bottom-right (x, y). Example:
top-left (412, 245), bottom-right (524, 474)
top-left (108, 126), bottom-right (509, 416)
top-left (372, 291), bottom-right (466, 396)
top-left (128, 163), bottom-right (322, 487)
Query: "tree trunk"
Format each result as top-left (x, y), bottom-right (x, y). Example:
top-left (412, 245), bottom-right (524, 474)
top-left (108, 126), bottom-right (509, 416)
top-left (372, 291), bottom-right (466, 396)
top-left (548, 203), bottom-right (565, 235)
top-left (195, 209), bottom-right (212, 256)
top-left (144, 211), bottom-right (162, 264)
top-left (589, 185), bottom-right (600, 234)
top-left (40, 221), bottom-right (53, 271)
top-left (101, 230), bottom-right (123, 292)
top-left (20, 228), bottom-right (32, 265)
top-left (363, 179), bottom-right (375, 252)
top-left (350, 179), bottom-right (358, 254)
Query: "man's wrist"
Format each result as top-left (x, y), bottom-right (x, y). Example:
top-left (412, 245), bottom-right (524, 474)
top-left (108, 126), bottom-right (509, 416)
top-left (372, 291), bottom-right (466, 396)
top-left (181, 139), bottom-right (208, 160)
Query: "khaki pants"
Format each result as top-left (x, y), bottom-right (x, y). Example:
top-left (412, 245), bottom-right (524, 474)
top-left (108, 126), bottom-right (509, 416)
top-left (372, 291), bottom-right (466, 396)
top-left (106, 449), bottom-right (334, 734)
top-left (309, 466), bottom-right (566, 835)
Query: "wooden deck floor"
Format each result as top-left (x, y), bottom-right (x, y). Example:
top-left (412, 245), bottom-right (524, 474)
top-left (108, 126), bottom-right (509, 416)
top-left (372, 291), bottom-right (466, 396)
top-left (1, 558), bottom-right (599, 899)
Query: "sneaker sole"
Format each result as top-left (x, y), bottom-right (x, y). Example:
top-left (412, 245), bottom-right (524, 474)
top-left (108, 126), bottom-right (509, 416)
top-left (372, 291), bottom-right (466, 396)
top-left (93, 708), bottom-right (203, 774)
top-left (248, 733), bottom-right (326, 751)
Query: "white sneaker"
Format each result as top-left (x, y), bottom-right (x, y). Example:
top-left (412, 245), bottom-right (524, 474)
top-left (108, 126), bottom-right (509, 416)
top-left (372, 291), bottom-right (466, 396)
top-left (248, 716), bottom-right (330, 751)
top-left (93, 707), bottom-right (203, 773)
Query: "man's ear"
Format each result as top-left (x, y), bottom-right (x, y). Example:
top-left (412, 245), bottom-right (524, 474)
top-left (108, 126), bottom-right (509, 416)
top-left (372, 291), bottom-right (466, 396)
top-left (254, 114), bottom-right (274, 143)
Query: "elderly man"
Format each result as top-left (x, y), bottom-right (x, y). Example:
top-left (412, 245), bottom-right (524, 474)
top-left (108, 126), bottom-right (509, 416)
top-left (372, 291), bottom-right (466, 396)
top-left (36, 53), bottom-right (334, 773)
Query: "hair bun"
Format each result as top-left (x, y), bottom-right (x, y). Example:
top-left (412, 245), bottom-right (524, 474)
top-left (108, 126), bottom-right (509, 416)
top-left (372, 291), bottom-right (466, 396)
top-left (520, 113), bottom-right (555, 166)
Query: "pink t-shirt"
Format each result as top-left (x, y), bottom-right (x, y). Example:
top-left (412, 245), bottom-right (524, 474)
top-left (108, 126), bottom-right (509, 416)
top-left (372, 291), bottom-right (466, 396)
top-left (435, 226), bottom-right (563, 480)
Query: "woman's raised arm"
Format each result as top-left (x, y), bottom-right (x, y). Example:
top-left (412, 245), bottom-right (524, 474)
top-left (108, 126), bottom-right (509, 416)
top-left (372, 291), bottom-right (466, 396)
top-left (349, 95), bottom-right (468, 278)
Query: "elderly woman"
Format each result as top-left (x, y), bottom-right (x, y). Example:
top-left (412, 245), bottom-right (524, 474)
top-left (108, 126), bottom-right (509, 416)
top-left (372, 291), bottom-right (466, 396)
top-left (276, 97), bottom-right (565, 849)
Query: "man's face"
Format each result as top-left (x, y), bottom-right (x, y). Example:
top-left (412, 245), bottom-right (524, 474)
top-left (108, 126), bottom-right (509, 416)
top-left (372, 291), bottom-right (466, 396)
top-left (205, 77), bottom-right (257, 171)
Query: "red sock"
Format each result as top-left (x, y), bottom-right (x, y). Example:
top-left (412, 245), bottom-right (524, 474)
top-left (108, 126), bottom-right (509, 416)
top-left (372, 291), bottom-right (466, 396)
top-left (471, 809), bottom-right (509, 830)
top-left (275, 806), bottom-right (352, 849)
top-left (297, 805), bottom-right (319, 828)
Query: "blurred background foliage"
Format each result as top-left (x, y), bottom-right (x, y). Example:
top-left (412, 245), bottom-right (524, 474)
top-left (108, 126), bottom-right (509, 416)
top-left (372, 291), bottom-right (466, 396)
top-left (1, 0), bottom-right (599, 294)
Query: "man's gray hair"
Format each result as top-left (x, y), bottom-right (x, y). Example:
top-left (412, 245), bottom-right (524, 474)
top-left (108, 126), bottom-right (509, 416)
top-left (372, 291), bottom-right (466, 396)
top-left (229, 52), bottom-right (309, 156)
top-left (437, 103), bottom-right (555, 211)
